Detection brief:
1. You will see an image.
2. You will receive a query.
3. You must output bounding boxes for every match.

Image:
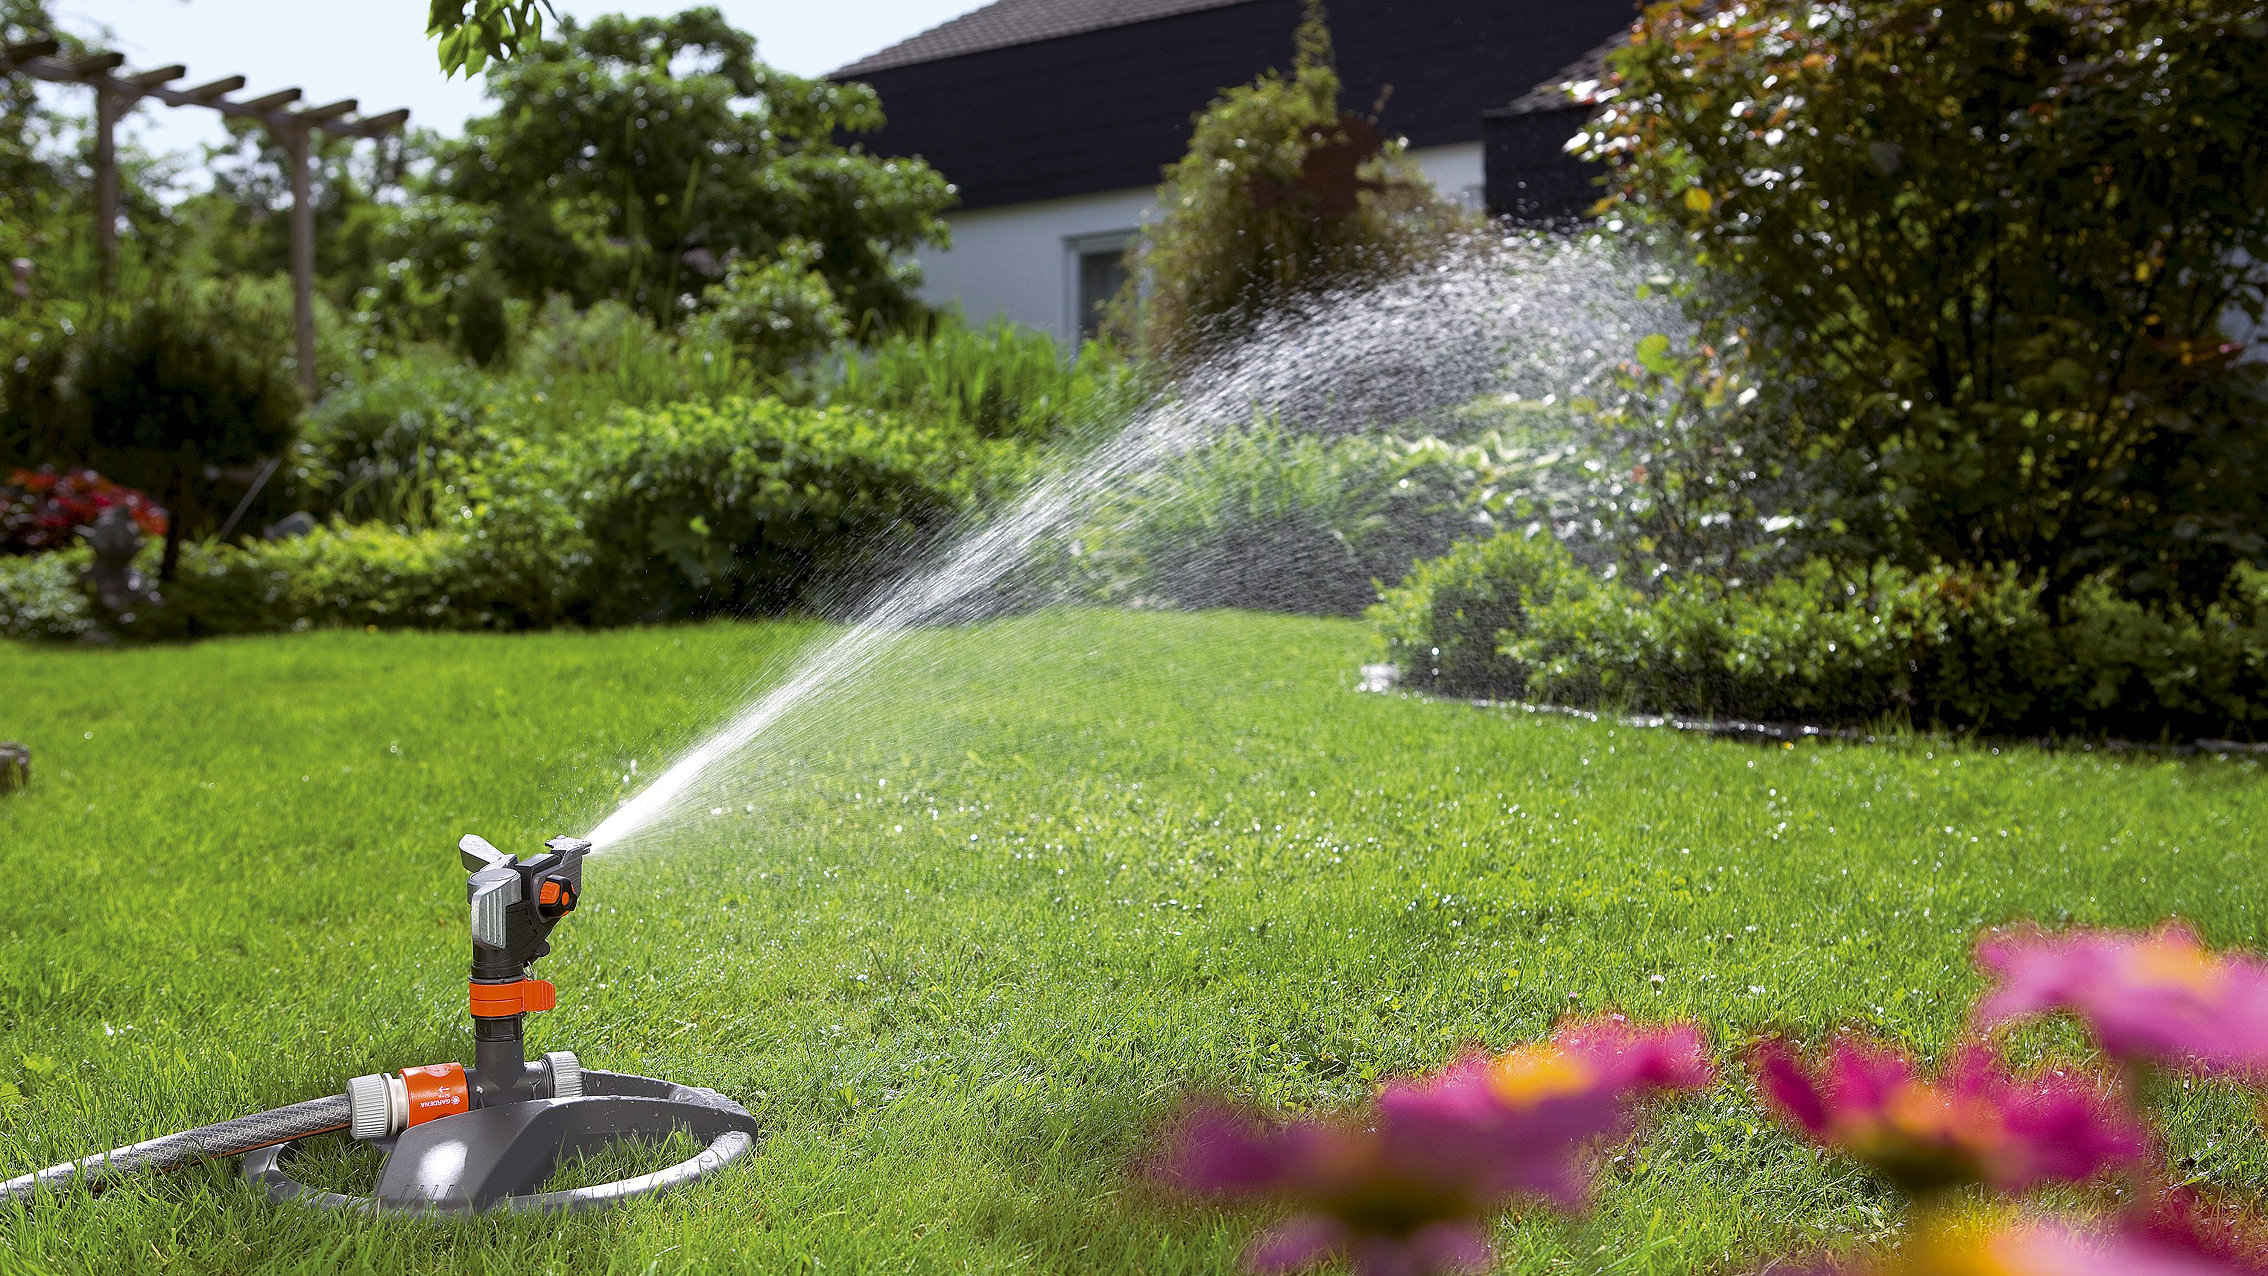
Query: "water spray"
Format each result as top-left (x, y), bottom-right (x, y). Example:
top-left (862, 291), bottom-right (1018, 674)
top-left (1, 834), bottom-right (757, 1215)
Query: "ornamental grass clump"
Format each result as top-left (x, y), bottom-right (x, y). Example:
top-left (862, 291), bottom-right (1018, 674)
top-left (1157, 1017), bottom-right (1710, 1276)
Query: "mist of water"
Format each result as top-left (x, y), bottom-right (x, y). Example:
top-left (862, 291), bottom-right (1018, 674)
top-left (582, 232), bottom-right (1675, 854)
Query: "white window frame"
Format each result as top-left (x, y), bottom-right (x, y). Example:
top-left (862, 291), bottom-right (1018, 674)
top-left (1064, 229), bottom-right (1140, 344)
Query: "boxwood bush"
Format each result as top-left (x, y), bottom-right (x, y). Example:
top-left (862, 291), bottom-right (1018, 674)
top-left (1375, 532), bottom-right (2268, 740)
top-left (2, 398), bottom-right (1024, 640)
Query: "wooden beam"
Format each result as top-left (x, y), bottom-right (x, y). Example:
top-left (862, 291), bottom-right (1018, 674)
top-left (295, 97), bottom-right (356, 124)
top-left (122, 64), bottom-right (186, 89)
top-left (69, 51), bottom-right (124, 74)
top-left (235, 87), bottom-right (301, 112)
top-left (349, 108), bottom-right (410, 134)
top-left (0, 38), bottom-right (59, 63)
top-left (180, 75), bottom-right (245, 99)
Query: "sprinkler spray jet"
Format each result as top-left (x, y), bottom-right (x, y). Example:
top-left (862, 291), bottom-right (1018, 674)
top-left (2, 834), bottom-right (757, 1215)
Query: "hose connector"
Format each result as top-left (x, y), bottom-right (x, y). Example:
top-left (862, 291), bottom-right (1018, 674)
top-left (345, 1063), bottom-right (470, 1140)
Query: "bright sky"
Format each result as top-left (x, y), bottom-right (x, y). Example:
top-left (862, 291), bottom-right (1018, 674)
top-left (48, 0), bottom-right (981, 183)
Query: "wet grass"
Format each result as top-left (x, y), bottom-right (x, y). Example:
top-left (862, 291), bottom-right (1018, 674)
top-left (1, 608), bottom-right (2264, 1274)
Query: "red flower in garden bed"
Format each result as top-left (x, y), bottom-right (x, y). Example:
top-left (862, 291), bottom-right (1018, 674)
top-left (0, 467), bottom-right (169, 553)
top-left (1158, 1017), bottom-right (1712, 1276)
top-left (1973, 925), bottom-right (2268, 1079)
top-left (1753, 1038), bottom-right (2148, 1195)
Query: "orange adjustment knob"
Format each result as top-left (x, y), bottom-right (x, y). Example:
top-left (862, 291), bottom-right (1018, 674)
top-left (469, 979), bottom-right (559, 1017)
top-left (536, 876), bottom-right (579, 919)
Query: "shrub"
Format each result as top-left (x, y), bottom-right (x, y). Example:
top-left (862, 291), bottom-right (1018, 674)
top-left (1, 467), bottom-right (168, 554)
top-left (1375, 534), bottom-right (2268, 739)
top-left (294, 356), bottom-right (498, 526)
top-left (0, 549), bottom-right (95, 641)
top-left (815, 314), bottom-right (1139, 445)
top-left (687, 242), bottom-right (848, 376)
top-left (551, 398), bottom-right (1017, 624)
top-left (1370, 529), bottom-right (1593, 699)
top-left (6, 289), bottom-right (302, 579)
top-left (1110, 1), bottom-right (1462, 366)
top-left (1581, 0), bottom-right (2268, 601)
top-left (1063, 425), bottom-right (1507, 617)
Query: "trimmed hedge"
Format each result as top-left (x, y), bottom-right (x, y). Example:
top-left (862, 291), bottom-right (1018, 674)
top-left (1374, 532), bottom-right (2268, 739)
top-left (2, 398), bottom-right (1024, 640)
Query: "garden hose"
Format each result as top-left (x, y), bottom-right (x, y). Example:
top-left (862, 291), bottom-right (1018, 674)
top-left (0, 1093), bottom-right (351, 1207)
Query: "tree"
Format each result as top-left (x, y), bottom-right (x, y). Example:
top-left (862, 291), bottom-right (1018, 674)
top-left (411, 8), bottom-right (951, 333)
top-left (1109, 2), bottom-right (1462, 366)
top-left (1583, 0), bottom-right (2268, 601)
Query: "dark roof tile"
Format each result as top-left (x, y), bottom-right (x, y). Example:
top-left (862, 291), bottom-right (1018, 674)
top-left (833, 0), bottom-right (1261, 77)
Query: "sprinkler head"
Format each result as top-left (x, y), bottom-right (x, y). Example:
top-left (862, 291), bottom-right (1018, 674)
top-left (460, 834), bottom-right (588, 973)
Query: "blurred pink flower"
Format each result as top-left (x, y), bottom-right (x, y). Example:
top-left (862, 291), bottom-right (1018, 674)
top-left (1158, 1018), bottom-right (1712, 1276)
top-left (1752, 1039), bottom-right (2146, 1194)
top-left (1973, 925), bottom-right (2268, 1078)
top-left (1782, 1215), bottom-right (2268, 1276)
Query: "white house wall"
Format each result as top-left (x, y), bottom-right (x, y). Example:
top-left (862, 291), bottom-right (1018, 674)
top-left (914, 141), bottom-right (1488, 346)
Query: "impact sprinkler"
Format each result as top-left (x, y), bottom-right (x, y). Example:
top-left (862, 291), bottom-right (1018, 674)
top-left (2, 835), bottom-right (758, 1215)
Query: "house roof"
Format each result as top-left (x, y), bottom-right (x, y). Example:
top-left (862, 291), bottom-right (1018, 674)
top-left (1499, 30), bottom-right (1629, 115)
top-left (833, 0), bottom-right (1260, 77)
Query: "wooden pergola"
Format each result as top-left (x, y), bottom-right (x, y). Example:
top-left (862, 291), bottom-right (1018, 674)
top-left (0, 39), bottom-right (409, 393)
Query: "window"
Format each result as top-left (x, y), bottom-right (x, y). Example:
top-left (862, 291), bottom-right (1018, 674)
top-left (1066, 231), bottom-right (1137, 343)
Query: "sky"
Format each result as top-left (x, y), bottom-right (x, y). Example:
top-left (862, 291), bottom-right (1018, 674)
top-left (47, 0), bottom-right (982, 181)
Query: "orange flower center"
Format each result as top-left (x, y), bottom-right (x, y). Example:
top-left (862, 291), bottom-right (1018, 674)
top-left (1485, 1047), bottom-right (1596, 1108)
top-left (2127, 934), bottom-right (2227, 998)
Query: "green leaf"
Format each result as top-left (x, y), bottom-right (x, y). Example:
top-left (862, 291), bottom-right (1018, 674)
top-left (1636, 334), bottom-right (1679, 376)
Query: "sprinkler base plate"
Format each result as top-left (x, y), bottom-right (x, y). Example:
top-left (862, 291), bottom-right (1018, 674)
top-left (244, 1069), bottom-right (758, 1215)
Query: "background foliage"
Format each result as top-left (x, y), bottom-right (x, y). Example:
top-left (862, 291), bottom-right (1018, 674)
top-left (1107, 0), bottom-right (1462, 366)
top-left (1580, 0), bottom-right (2268, 603)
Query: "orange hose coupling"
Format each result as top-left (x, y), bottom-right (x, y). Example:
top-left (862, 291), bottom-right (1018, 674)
top-left (346, 1062), bottom-right (470, 1140)
top-left (469, 978), bottom-right (558, 1018)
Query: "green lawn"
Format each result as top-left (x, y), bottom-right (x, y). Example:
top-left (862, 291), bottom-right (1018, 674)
top-left (2, 609), bottom-right (2265, 1275)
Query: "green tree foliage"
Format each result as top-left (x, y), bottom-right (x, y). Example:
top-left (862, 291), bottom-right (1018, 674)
top-left (1111, 2), bottom-right (1462, 366)
top-left (173, 123), bottom-right (415, 309)
top-left (427, 0), bottom-right (553, 77)
top-left (414, 7), bottom-right (951, 333)
top-left (6, 292), bottom-right (301, 579)
top-left (1582, 0), bottom-right (2268, 601)
top-left (684, 240), bottom-right (849, 375)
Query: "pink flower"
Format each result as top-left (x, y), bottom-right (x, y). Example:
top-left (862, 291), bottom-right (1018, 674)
top-left (1752, 1039), bottom-right (2147, 1194)
top-left (1787, 1216), bottom-right (2268, 1276)
top-left (1973, 925), bottom-right (2268, 1078)
top-left (1159, 1018), bottom-right (1711, 1276)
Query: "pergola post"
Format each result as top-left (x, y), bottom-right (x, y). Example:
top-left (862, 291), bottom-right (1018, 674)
top-left (92, 83), bottom-right (121, 293)
top-left (278, 123), bottom-right (317, 396)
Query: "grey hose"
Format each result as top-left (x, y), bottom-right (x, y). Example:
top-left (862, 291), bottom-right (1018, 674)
top-left (2, 1093), bottom-right (350, 1207)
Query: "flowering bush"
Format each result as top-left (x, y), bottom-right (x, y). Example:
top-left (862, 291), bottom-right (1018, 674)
top-left (1157, 1018), bottom-right (1710, 1276)
top-left (0, 468), bottom-right (168, 555)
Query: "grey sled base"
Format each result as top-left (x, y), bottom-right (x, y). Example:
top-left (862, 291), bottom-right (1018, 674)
top-left (243, 1070), bottom-right (760, 1214)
